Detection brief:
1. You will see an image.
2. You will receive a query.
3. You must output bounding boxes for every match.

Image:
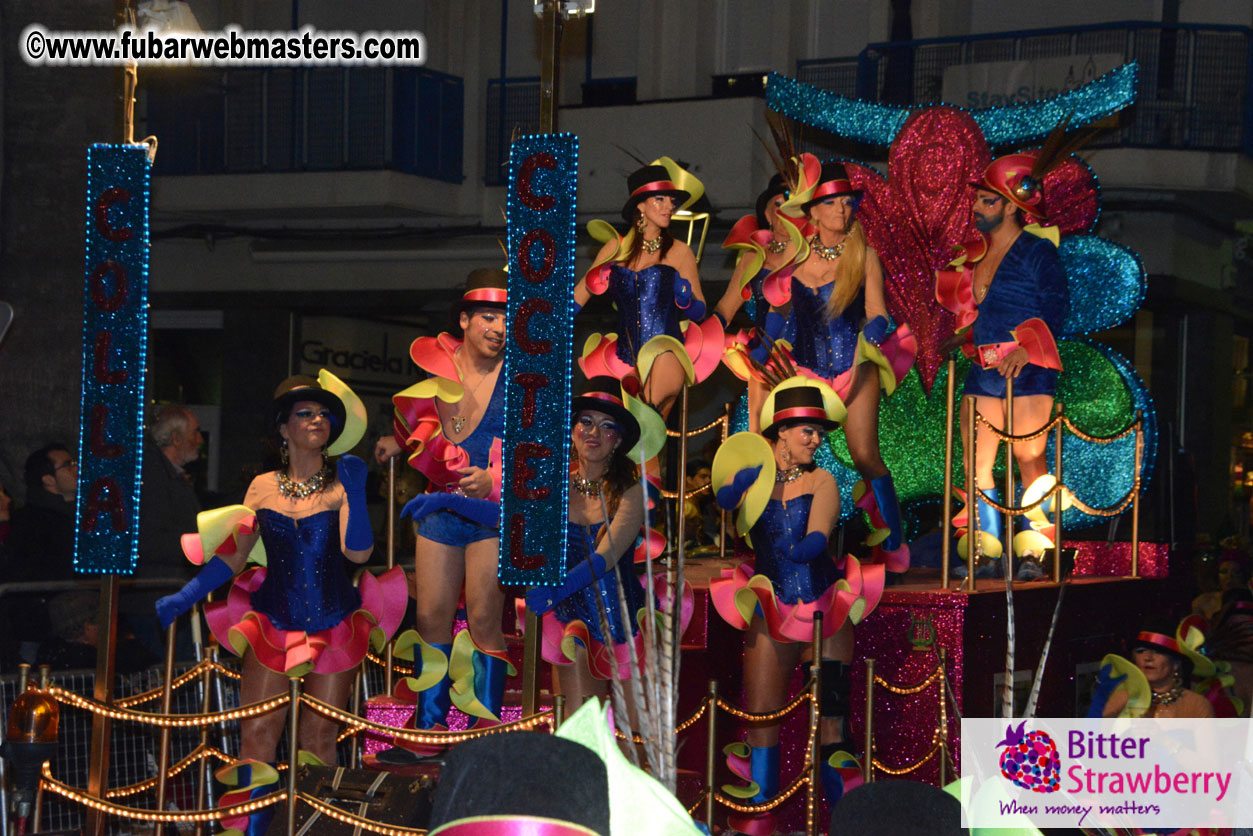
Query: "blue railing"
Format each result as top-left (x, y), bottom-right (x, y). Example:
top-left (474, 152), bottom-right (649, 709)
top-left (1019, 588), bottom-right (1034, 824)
top-left (484, 77), bottom-right (541, 186)
top-left (798, 21), bottom-right (1253, 155)
top-left (146, 66), bottom-right (464, 182)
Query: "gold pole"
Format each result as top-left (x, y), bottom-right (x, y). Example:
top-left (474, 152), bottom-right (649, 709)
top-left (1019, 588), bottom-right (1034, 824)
top-left (1132, 411), bottom-right (1144, 578)
top-left (1053, 403), bottom-right (1065, 584)
top-left (385, 456), bottom-right (397, 696)
top-left (806, 613), bottom-right (823, 836)
top-left (1003, 376), bottom-right (1015, 581)
top-left (941, 356), bottom-right (957, 588)
top-left (553, 694), bottom-right (566, 728)
top-left (522, 610), bottom-right (542, 717)
top-left (937, 647), bottom-right (947, 788)
top-left (964, 398), bottom-right (977, 590)
top-left (704, 680), bottom-right (718, 829)
top-left (194, 644), bottom-right (215, 836)
top-left (152, 622), bottom-right (179, 836)
top-left (350, 666), bottom-right (363, 769)
top-left (863, 659), bottom-right (875, 783)
top-left (31, 773), bottom-right (45, 834)
top-left (719, 403), bottom-right (731, 560)
top-left (287, 678), bottom-right (301, 836)
top-left (673, 385), bottom-right (690, 667)
top-left (86, 576), bottom-right (119, 836)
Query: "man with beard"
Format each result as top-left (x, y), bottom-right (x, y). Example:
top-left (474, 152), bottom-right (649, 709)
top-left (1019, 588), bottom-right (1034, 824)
top-left (937, 153), bottom-right (1068, 580)
top-left (376, 269), bottom-right (513, 736)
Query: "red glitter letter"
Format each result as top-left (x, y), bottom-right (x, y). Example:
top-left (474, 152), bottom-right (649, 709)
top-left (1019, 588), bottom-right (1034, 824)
top-left (95, 186), bottom-right (133, 243)
top-left (89, 404), bottom-right (125, 459)
top-left (515, 298), bottom-right (553, 356)
top-left (89, 260), bottom-right (128, 313)
top-left (517, 153), bottom-right (557, 212)
top-left (83, 477), bottom-right (126, 533)
top-left (514, 372), bottom-right (549, 428)
top-left (93, 330), bottom-right (127, 384)
top-left (512, 441), bottom-right (552, 501)
top-left (518, 229), bottom-right (555, 284)
top-left (508, 513), bottom-right (545, 570)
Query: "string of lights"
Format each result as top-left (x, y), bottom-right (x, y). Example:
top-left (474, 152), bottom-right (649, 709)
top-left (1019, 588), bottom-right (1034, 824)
top-left (47, 686), bottom-right (289, 727)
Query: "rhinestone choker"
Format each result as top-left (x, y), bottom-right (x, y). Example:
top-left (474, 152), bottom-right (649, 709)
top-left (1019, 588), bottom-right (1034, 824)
top-left (809, 235), bottom-right (845, 261)
top-left (277, 464), bottom-right (332, 499)
top-left (572, 471), bottom-right (602, 497)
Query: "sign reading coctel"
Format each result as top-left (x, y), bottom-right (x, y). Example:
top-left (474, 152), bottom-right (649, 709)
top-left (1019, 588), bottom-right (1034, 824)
top-left (499, 134), bottom-right (579, 586)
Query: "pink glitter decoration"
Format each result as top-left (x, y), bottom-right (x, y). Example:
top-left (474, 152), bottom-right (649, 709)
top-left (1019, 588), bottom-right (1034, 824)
top-left (1068, 539), bottom-right (1168, 578)
top-left (848, 107), bottom-right (989, 391)
top-left (1041, 158), bottom-right (1100, 235)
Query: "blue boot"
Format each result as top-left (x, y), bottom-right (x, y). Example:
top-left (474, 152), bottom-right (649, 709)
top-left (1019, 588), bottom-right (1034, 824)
top-left (954, 488), bottom-right (1004, 578)
top-left (450, 631), bottom-right (517, 725)
top-left (217, 760), bottom-right (279, 836)
top-left (748, 744), bottom-right (779, 804)
top-left (869, 474), bottom-right (905, 552)
top-left (415, 642), bottom-right (453, 729)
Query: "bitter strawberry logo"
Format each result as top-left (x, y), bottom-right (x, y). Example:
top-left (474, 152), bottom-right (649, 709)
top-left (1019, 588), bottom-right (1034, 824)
top-left (996, 721), bottom-right (1061, 793)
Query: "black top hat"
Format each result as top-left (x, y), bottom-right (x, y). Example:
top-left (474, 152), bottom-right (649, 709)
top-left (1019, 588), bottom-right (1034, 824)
top-left (269, 375), bottom-right (347, 444)
top-left (459, 268), bottom-right (508, 312)
top-left (828, 781), bottom-right (964, 836)
top-left (802, 161), bottom-right (862, 211)
top-left (754, 172), bottom-right (789, 230)
top-left (621, 164), bottom-right (692, 222)
top-left (762, 384), bottom-right (841, 439)
top-left (1129, 621), bottom-right (1193, 681)
top-left (572, 376), bottom-right (641, 456)
top-left (428, 732), bottom-right (609, 836)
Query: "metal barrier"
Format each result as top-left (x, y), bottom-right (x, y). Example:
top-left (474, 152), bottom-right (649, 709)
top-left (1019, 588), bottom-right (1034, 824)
top-left (799, 21), bottom-right (1253, 154)
top-left (146, 66), bottom-right (465, 181)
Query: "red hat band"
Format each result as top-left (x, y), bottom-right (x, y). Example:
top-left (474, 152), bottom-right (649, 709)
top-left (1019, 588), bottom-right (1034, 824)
top-left (1135, 631), bottom-right (1184, 655)
top-left (582, 391), bottom-right (625, 409)
top-left (630, 180), bottom-right (680, 200)
top-left (811, 179), bottom-right (855, 201)
top-left (463, 287), bottom-right (508, 305)
top-left (772, 406), bottom-right (830, 424)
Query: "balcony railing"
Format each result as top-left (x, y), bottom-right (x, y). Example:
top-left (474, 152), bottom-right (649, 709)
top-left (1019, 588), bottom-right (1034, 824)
top-left (145, 66), bottom-right (464, 182)
top-left (799, 21), bottom-right (1253, 155)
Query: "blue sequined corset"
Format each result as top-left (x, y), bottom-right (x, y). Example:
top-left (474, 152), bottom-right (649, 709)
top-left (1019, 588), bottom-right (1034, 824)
top-left (458, 374), bottom-right (506, 469)
top-left (744, 268), bottom-right (797, 344)
top-left (608, 263), bottom-right (682, 364)
top-left (551, 521), bottom-right (644, 644)
top-left (250, 509), bottom-right (362, 632)
top-left (749, 496), bottom-right (841, 604)
top-left (964, 232), bottom-right (1068, 399)
top-left (789, 280), bottom-right (861, 378)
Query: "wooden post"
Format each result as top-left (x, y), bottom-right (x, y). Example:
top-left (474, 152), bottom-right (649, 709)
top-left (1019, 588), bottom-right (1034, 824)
top-left (152, 622), bottom-right (179, 836)
top-left (86, 576), bottom-right (119, 836)
top-left (863, 659), bottom-right (875, 783)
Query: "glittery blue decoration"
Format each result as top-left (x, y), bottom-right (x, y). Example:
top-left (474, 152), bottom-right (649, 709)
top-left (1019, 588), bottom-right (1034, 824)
top-left (1059, 235), bottom-right (1146, 336)
top-left (74, 145), bottom-right (151, 575)
top-left (765, 63), bottom-right (1138, 148)
top-left (1048, 339), bottom-right (1157, 531)
top-left (501, 134), bottom-right (578, 586)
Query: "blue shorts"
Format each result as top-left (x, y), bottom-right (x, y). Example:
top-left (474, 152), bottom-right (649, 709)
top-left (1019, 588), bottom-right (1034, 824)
top-left (416, 509), bottom-right (498, 547)
top-left (963, 363), bottom-right (1058, 399)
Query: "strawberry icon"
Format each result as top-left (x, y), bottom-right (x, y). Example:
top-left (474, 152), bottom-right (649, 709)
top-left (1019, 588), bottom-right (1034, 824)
top-left (996, 721), bottom-right (1061, 793)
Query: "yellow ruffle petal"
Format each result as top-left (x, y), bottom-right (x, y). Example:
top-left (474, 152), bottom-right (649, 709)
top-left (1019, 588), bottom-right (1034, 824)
top-left (319, 368), bottom-right (367, 456)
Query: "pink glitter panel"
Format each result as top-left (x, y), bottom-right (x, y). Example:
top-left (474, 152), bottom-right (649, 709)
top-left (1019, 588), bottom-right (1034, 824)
top-left (848, 107), bottom-right (990, 391)
top-left (1041, 158), bottom-right (1099, 235)
top-left (1067, 539), bottom-right (1168, 578)
top-left (362, 698), bottom-right (539, 755)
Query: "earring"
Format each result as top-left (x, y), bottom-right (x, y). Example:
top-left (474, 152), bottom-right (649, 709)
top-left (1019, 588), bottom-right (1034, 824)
top-left (635, 213), bottom-right (647, 234)
top-left (280, 438), bottom-right (289, 467)
top-left (780, 443), bottom-right (792, 467)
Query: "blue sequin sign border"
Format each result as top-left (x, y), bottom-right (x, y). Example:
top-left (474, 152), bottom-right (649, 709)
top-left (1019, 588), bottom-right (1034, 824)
top-left (500, 133), bottom-right (578, 586)
top-left (75, 144), bottom-right (151, 575)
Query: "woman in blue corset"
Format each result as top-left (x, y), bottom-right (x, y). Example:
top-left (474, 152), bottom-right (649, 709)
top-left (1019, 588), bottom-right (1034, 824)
top-left (776, 159), bottom-right (915, 560)
top-left (573, 158), bottom-right (708, 422)
top-left (156, 371), bottom-right (405, 836)
top-left (525, 377), bottom-right (648, 718)
top-left (710, 378), bottom-right (874, 830)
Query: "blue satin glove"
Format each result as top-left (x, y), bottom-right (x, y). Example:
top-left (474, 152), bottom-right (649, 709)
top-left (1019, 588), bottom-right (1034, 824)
top-left (863, 314), bottom-right (895, 347)
top-left (526, 553), bottom-right (608, 616)
top-left (155, 556), bottom-right (235, 629)
top-left (675, 278), bottom-right (706, 321)
top-left (337, 454), bottom-right (374, 551)
top-left (716, 465), bottom-right (762, 511)
top-left (762, 311), bottom-right (786, 340)
top-left (1086, 663), bottom-right (1127, 718)
top-left (784, 531), bottom-right (829, 565)
top-left (573, 300), bottom-right (583, 316)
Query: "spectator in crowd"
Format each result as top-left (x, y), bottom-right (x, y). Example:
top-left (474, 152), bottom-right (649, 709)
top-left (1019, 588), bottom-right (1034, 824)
top-left (122, 406), bottom-right (204, 658)
top-left (37, 590), bottom-right (156, 675)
